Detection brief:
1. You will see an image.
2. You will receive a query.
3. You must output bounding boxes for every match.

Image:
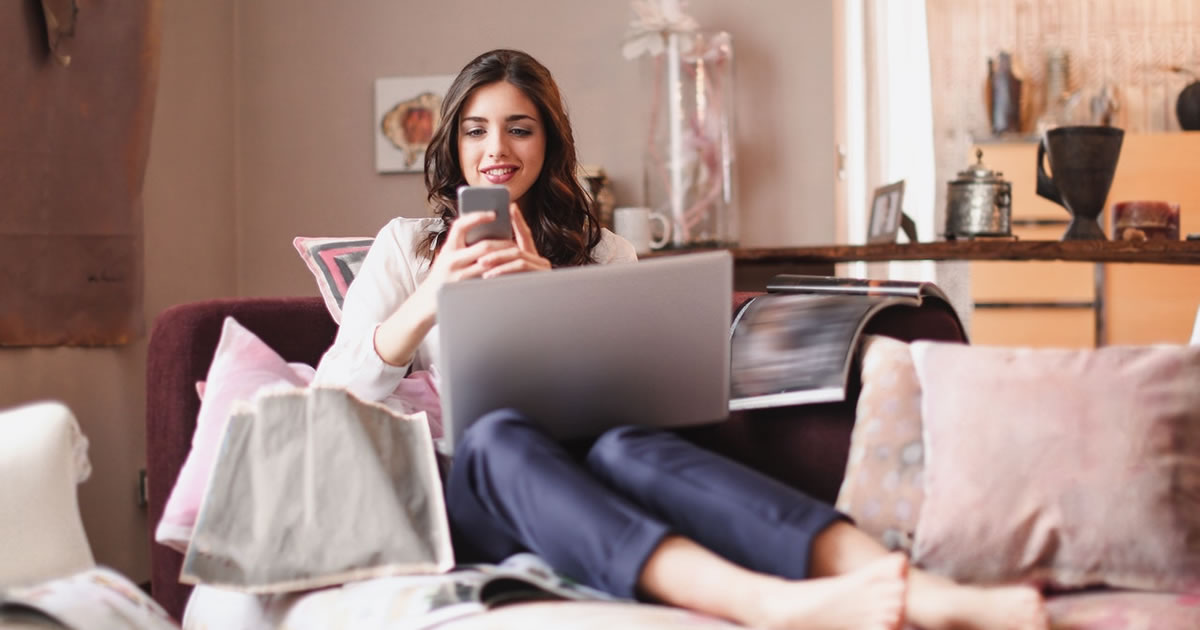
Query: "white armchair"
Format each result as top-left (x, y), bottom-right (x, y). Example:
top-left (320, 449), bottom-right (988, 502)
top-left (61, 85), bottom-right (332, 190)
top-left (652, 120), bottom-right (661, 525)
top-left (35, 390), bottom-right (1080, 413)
top-left (0, 401), bottom-right (94, 588)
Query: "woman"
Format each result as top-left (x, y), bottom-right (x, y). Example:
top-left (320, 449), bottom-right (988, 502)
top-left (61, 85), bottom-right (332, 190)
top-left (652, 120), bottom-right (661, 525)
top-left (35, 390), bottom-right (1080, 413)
top-left (316, 49), bottom-right (1047, 630)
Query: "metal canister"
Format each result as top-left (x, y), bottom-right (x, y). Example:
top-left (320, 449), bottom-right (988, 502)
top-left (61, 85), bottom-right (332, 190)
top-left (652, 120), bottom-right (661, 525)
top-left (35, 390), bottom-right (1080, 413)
top-left (944, 149), bottom-right (1012, 239)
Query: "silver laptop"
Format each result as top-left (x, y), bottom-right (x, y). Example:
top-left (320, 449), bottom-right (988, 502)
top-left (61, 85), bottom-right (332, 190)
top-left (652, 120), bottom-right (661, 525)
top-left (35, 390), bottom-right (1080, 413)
top-left (436, 250), bottom-right (732, 453)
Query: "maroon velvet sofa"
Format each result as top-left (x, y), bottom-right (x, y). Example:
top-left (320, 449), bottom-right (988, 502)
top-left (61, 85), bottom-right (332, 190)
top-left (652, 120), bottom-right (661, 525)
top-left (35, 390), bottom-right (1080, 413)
top-left (144, 293), bottom-right (967, 620)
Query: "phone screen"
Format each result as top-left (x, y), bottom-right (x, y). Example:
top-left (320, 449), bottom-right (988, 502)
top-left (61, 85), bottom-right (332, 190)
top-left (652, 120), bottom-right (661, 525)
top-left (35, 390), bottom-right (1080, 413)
top-left (457, 185), bottom-right (513, 244)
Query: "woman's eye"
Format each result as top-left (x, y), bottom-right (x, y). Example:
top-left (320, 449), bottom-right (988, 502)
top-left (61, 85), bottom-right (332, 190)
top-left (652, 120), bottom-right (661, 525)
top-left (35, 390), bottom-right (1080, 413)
top-left (509, 127), bottom-right (532, 137)
top-left (464, 128), bottom-right (485, 138)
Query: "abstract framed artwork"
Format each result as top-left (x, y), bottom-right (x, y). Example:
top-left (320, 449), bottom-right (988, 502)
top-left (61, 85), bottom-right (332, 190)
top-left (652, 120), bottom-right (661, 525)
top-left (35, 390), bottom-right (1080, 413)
top-left (374, 75), bottom-right (456, 174)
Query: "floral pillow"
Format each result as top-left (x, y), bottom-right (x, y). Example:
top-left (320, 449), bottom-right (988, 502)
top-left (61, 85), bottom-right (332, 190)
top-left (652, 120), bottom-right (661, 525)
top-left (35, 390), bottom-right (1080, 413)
top-left (293, 236), bottom-right (374, 323)
top-left (835, 335), bottom-right (924, 552)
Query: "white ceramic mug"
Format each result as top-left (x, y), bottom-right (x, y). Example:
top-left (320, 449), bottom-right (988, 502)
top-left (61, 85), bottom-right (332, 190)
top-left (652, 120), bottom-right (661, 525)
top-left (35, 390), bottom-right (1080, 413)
top-left (613, 206), bottom-right (670, 254)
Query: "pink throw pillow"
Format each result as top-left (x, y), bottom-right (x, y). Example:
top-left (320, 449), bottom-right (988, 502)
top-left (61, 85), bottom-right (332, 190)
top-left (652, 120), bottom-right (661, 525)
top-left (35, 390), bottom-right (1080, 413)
top-left (835, 335), bottom-right (924, 552)
top-left (155, 317), bottom-right (313, 554)
top-left (293, 236), bottom-right (373, 324)
top-left (911, 341), bottom-right (1200, 591)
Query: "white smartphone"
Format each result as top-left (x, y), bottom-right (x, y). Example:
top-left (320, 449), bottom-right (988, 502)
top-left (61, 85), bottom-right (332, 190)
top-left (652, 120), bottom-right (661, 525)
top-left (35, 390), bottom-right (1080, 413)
top-left (457, 185), bottom-right (513, 245)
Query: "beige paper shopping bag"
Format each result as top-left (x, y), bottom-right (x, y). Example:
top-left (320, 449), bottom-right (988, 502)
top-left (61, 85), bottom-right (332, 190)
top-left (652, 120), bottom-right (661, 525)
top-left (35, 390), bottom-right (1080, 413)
top-left (181, 386), bottom-right (453, 593)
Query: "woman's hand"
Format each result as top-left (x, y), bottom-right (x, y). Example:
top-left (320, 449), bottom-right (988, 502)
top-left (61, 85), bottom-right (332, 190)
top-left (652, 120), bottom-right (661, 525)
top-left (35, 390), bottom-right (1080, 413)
top-left (478, 204), bottom-right (551, 279)
top-left (426, 210), bottom-right (516, 285)
top-left (374, 207), bottom-right (546, 366)
top-left (411, 205), bottom-right (547, 321)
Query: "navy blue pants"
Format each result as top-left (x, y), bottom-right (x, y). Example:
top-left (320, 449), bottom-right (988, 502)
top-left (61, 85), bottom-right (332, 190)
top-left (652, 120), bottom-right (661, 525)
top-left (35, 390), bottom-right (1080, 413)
top-left (445, 409), bottom-right (845, 600)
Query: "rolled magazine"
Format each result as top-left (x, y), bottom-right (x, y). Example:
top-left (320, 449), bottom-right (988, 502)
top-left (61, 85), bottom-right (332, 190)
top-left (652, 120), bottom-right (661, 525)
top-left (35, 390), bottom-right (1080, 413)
top-left (729, 275), bottom-right (964, 410)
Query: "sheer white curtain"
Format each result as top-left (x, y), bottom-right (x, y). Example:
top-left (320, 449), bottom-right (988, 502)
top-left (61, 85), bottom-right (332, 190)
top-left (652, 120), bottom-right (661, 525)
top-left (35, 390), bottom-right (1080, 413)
top-left (841, 0), bottom-right (973, 322)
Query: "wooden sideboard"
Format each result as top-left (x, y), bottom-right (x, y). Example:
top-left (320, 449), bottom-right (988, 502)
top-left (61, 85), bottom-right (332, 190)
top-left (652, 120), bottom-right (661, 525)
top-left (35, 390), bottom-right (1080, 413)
top-left (968, 133), bottom-right (1200, 346)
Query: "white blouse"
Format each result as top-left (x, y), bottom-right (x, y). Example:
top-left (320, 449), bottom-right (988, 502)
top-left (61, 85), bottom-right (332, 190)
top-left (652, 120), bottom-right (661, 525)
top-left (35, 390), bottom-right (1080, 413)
top-left (312, 216), bottom-right (638, 403)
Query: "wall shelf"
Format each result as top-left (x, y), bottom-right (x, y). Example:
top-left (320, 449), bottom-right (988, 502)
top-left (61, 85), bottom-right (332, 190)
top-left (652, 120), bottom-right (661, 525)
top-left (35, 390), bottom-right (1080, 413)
top-left (648, 240), bottom-right (1200, 266)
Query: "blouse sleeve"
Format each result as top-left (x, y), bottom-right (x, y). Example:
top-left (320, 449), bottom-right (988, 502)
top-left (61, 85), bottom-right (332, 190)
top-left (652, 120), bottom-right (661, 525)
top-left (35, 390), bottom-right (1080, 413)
top-left (594, 228), bottom-right (639, 264)
top-left (312, 219), bottom-right (424, 401)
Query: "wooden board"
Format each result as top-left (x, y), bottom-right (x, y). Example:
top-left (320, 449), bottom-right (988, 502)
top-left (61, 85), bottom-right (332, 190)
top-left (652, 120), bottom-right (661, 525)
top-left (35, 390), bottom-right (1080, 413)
top-left (705, 239), bottom-right (1200, 265)
top-left (1102, 133), bottom-right (1200, 345)
top-left (969, 225), bottom-right (1097, 302)
top-left (972, 308), bottom-right (1096, 348)
top-left (0, 1), bottom-right (162, 346)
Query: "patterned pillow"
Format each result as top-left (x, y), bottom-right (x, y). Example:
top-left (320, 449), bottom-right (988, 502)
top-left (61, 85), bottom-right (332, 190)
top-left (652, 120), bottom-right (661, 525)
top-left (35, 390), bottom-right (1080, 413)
top-left (293, 236), bottom-right (374, 324)
top-left (835, 335), bottom-right (924, 552)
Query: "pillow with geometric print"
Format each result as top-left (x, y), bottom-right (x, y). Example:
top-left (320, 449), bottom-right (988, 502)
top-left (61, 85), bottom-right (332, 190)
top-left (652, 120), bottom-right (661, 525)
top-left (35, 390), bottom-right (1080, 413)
top-left (835, 334), bottom-right (925, 553)
top-left (293, 236), bottom-right (374, 324)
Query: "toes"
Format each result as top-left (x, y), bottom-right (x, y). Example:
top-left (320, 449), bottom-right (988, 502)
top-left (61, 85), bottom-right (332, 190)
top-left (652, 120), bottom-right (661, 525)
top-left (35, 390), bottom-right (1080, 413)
top-left (866, 552), bottom-right (910, 582)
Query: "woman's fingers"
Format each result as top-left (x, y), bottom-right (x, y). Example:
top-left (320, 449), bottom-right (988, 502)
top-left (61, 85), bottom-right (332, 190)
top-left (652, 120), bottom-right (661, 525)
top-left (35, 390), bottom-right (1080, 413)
top-left (450, 238), bottom-right (514, 267)
top-left (439, 207), bottom-right (546, 282)
top-left (451, 260), bottom-right (489, 282)
top-left (446, 211), bottom-right (495, 250)
top-left (478, 249), bottom-right (551, 278)
top-left (510, 204), bottom-right (538, 254)
top-left (482, 259), bottom-right (537, 279)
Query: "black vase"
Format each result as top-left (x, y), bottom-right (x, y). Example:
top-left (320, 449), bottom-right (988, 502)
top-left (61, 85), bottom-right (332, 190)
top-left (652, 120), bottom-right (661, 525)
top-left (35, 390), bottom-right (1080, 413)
top-left (1036, 126), bottom-right (1124, 241)
top-left (1179, 81), bottom-right (1200, 131)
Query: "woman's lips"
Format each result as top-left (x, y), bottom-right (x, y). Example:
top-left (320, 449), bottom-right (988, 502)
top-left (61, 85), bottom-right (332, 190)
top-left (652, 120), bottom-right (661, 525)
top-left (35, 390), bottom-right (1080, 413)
top-left (482, 166), bottom-right (517, 185)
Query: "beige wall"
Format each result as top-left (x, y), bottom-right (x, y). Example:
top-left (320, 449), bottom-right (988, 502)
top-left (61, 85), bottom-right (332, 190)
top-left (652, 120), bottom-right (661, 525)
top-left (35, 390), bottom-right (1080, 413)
top-left (1, 1), bottom-right (835, 582)
top-left (235, 0), bottom-right (838, 297)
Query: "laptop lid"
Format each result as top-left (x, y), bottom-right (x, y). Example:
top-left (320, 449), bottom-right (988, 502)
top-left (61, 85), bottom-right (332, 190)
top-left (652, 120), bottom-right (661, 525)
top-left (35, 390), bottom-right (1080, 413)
top-left (436, 250), bottom-right (732, 453)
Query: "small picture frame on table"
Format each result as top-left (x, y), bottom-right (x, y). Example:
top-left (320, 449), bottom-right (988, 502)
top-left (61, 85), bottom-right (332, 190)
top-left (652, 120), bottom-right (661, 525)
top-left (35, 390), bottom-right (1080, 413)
top-left (867, 181), bottom-right (906, 244)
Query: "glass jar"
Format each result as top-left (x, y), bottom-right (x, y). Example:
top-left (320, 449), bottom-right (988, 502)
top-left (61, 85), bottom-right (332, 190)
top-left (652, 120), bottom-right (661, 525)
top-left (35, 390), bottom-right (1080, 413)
top-left (641, 31), bottom-right (738, 249)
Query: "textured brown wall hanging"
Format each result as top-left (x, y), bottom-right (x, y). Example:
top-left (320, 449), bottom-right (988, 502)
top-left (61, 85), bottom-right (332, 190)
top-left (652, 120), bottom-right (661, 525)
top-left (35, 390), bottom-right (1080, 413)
top-left (1, 0), bottom-right (162, 346)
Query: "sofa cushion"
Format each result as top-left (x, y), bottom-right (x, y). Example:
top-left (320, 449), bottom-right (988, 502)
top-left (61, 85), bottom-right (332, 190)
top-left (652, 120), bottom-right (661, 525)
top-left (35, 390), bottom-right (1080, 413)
top-left (293, 236), bottom-right (373, 324)
top-left (1046, 589), bottom-right (1200, 629)
top-left (834, 335), bottom-right (923, 552)
top-left (911, 341), bottom-right (1200, 591)
top-left (156, 317), bottom-right (313, 553)
top-left (184, 581), bottom-right (742, 630)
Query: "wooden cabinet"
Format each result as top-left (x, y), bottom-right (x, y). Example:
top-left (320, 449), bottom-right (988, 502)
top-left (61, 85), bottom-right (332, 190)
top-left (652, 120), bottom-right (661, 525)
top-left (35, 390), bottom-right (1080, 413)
top-left (969, 132), bottom-right (1200, 347)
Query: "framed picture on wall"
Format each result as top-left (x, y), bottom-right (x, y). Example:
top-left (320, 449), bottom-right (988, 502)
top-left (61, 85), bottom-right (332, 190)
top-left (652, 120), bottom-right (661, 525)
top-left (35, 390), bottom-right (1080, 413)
top-left (867, 180), bottom-right (906, 244)
top-left (374, 75), bottom-right (456, 173)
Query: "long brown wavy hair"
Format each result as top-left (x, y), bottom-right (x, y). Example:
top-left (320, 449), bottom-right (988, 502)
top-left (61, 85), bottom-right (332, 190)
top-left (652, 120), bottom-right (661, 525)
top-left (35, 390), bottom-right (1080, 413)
top-left (417, 49), bottom-right (601, 267)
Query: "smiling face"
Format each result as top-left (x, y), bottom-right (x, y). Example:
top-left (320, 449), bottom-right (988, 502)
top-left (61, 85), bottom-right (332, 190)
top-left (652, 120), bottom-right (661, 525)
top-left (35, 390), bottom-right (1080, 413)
top-left (457, 80), bottom-right (546, 208)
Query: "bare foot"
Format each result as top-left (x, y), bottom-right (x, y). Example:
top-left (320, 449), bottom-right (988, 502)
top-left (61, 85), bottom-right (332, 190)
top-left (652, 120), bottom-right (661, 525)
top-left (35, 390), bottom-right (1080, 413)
top-left (915, 581), bottom-right (1048, 630)
top-left (748, 552), bottom-right (909, 630)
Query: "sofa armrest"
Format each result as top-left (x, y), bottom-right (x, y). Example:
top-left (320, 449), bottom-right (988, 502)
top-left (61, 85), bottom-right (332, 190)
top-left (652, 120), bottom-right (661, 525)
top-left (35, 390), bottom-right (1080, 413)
top-left (683, 295), bottom-right (968, 504)
top-left (145, 296), bottom-right (336, 619)
top-left (0, 401), bottom-right (95, 588)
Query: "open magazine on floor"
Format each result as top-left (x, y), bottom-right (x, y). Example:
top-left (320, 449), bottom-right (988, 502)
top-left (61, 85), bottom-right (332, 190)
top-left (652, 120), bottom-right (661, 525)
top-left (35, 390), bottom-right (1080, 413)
top-left (729, 274), bottom-right (965, 411)
top-left (0, 566), bottom-right (179, 630)
top-left (358, 553), bottom-right (615, 630)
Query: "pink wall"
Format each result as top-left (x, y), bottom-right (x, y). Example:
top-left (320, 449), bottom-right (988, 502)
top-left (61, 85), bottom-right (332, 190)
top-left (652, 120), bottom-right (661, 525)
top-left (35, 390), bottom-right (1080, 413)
top-left (233, 0), bottom-right (838, 297)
